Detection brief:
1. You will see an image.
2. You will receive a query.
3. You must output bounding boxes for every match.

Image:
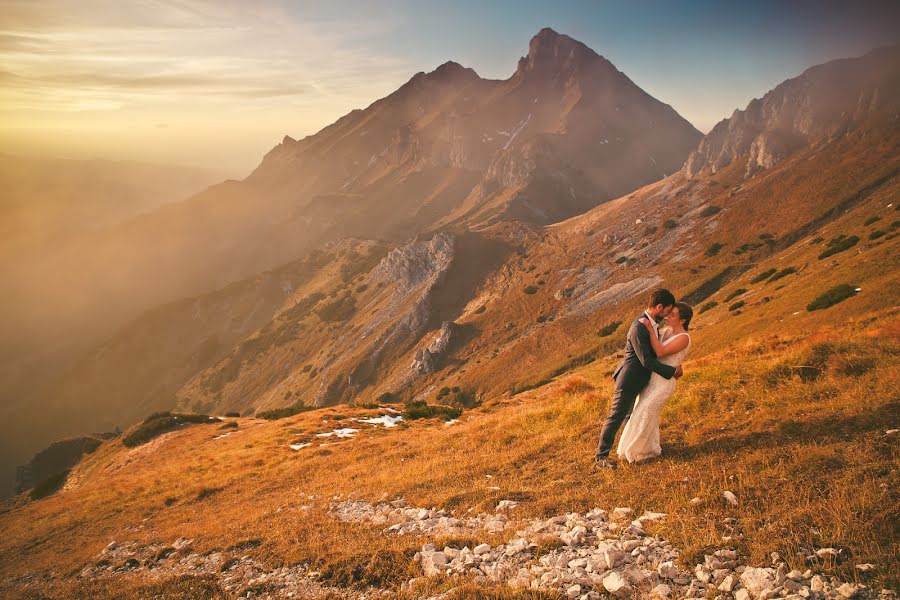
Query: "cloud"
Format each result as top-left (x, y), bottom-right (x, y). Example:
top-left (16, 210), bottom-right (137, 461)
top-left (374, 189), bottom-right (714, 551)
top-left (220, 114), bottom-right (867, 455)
top-left (0, 0), bottom-right (416, 114)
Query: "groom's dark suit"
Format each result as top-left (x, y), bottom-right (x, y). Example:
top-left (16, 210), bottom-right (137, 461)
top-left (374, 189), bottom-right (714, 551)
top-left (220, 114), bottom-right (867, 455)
top-left (595, 311), bottom-right (677, 459)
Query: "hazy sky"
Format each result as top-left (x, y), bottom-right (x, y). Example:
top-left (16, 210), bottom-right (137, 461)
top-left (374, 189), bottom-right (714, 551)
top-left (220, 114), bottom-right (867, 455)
top-left (1, 0), bottom-right (897, 175)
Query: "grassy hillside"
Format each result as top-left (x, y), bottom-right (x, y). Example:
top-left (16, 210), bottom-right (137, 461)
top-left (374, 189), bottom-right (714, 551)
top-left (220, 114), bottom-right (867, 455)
top-left (0, 315), bottom-right (896, 598)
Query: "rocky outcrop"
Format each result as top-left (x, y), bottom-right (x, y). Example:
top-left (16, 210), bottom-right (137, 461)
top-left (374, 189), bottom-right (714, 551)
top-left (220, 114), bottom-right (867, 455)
top-left (411, 321), bottom-right (457, 375)
top-left (15, 433), bottom-right (115, 493)
top-left (683, 45), bottom-right (900, 179)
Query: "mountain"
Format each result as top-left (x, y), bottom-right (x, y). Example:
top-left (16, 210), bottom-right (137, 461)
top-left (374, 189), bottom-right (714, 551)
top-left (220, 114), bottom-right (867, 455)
top-left (162, 45), bottom-right (899, 419)
top-left (683, 44), bottom-right (900, 178)
top-left (0, 154), bottom-right (227, 261)
top-left (0, 41), bottom-right (898, 600)
top-left (0, 28), bottom-right (700, 381)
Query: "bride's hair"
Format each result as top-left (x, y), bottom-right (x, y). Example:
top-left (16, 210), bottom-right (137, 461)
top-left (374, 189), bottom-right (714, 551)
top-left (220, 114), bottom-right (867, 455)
top-left (676, 302), bottom-right (694, 330)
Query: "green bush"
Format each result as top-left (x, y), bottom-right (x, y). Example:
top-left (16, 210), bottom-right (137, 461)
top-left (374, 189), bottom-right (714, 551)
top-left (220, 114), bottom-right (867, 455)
top-left (663, 219), bottom-right (678, 229)
top-left (474, 305), bottom-right (486, 314)
top-left (316, 295), bottom-right (357, 322)
top-left (863, 216), bottom-right (881, 226)
top-left (536, 314), bottom-right (549, 323)
top-left (751, 269), bottom-right (777, 283)
top-left (818, 235), bottom-right (859, 259)
top-left (699, 301), bottom-right (718, 314)
top-left (869, 230), bottom-right (886, 240)
top-left (375, 392), bottom-right (399, 404)
top-left (701, 205), bottom-right (722, 217)
top-left (523, 285), bottom-right (538, 295)
top-left (807, 284), bottom-right (858, 311)
top-left (705, 242), bottom-right (725, 257)
top-left (768, 267), bottom-right (797, 282)
top-left (224, 412), bottom-right (240, 418)
top-left (724, 288), bottom-right (747, 302)
top-left (644, 225), bottom-right (658, 235)
top-left (256, 403), bottom-right (316, 420)
top-left (597, 321), bottom-right (622, 337)
top-left (729, 301), bottom-right (745, 312)
top-left (403, 401), bottom-right (462, 421)
top-left (123, 412), bottom-right (216, 447)
top-left (615, 256), bottom-right (628, 264)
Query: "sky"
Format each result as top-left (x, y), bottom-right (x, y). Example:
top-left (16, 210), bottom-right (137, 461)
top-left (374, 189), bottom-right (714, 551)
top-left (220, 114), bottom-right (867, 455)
top-left (1, 0), bottom-right (898, 176)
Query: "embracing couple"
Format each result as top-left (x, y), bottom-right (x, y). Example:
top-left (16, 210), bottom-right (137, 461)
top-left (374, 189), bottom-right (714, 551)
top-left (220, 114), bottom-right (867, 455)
top-left (595, 289), bottom-right (693, 469)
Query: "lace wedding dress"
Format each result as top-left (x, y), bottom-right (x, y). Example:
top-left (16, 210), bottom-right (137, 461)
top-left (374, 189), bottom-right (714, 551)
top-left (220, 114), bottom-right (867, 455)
top-left (617, 332), bottom-right (691, 463)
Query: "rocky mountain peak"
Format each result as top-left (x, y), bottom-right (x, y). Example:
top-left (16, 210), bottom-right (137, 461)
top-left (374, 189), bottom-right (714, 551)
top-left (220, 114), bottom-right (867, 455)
top-left (515, 27), bottom-right (609, 79)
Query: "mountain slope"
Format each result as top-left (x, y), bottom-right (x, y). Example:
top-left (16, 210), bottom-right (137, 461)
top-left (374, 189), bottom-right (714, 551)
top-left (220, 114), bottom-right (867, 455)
top-left (167, 45), bottom-right (899, 420)
top-left (0, 28), bottom-right (700, 383)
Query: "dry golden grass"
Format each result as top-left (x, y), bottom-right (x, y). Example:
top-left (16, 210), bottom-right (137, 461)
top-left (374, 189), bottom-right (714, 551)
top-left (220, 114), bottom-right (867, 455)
top-left (1, 316), bottom-right (897, 598)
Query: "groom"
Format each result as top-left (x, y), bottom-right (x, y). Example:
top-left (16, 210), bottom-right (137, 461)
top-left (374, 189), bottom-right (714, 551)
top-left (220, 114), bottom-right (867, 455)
top-left (594, 288), bottom-right (682, 469)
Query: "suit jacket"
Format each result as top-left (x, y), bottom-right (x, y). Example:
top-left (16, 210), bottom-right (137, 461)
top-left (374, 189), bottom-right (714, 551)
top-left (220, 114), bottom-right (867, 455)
top-left (612, 313), bottom-right (677, 389)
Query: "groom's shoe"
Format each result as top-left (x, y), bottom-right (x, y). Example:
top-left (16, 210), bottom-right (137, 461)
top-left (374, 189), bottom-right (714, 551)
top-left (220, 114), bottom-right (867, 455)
top-left (594, 456), bottom-right (617, 470)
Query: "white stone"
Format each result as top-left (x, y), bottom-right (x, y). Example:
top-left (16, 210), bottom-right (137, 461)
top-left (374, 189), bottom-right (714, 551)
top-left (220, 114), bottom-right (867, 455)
top-left (603, 571), bottom-right (633, 596)
top-left (421, 551), bottom-right (447, 577)
top-left (689, 497), bottom-right (702, 505)
top-left (473, 544), bottom-right (491, 555)
top-left (741, 567), bottom-right (777, 596)
top-left (855, 563), bottom-right (875, 572)
top-left (651, 583), bottom-right (672, 598)
top-left (566, 584), bottom-right (582, 598)
top-left (836, 583), bottom-right (859, 598)
top-left (735, 590), bottom-right (751, 600)
top-left (658, 561), bottom-right (678, 579)
top-left (723, 491), bottom-right (739, 506)
top-left (718, 574), bottom-right (738, 592)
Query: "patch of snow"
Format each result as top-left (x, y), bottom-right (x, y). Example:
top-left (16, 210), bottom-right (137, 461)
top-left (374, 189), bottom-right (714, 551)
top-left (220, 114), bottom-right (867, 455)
top-left (289, 443), bottom-right (312, 450)
top-left (380, 406), bottom-right (401, 414)
top-left (213, 432), bottom-right (232, 440)
top-left (316, 428), bottom-right (359, 438)
top-left (444, 419), bottom-right (459, 427)
top-left (503, 113), bottom-right (531, 150)
top-left (357, 415), bottom-right (404, 428)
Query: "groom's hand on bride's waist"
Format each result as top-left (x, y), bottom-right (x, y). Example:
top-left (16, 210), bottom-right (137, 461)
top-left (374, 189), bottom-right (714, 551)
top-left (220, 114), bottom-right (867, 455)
top-left (674, 366), bottom-right (684, 379)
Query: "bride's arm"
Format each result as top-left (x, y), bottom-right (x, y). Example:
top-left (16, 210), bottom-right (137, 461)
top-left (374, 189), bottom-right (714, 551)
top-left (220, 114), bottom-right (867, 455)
top-left (639, 318), bottom-right (689, 357)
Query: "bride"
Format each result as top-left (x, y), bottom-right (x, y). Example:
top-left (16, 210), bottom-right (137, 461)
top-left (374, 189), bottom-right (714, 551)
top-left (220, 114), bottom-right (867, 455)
top-left (617, 301), bottom-right (693, 463)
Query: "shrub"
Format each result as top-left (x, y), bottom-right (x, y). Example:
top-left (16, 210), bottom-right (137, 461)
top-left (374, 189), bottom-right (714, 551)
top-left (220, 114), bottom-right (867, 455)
top-left (644, 225), bottom-right (658, 235)
top-left (818, 235), bottom-right (859, 259)
top-left (536, 314), bottom-right (549, 323)
top-left (683, 266), bottom-right (741, 304)
top-left (812, 237), bottom-right (824, 244)
top-left (729, 301), bottom-right (745, 312)
top-left (597, 321), bottom-right (622, 337)
top-left (375, 392), bottom-right (398, 404)
top-left (355, 283), bottom-right (368, 293)
top-left (768, 267), bottom-right (797, 282)
top-left (751, 269), bottom-right (777, 283)
top-left (705, 242), bottom-right (725, 257)
top-left (615, 256), bottom-right (628, 264)
top-left (219, 421), bottom-right (238, 430)
top-left (224, 412), bottom-right (240, 418)
top-left (256, 403), bottom-right (316, 420)
top-left (869, 230), bottom-right (886, 240)
top-left (863, 216), bottom-right (881, 226)
top-left (807, 284), bottom-right (858, 311)
top-left (699, 301), bottom-right (718, 314)
top-left (474, 305), bottom-right (486, 314)
top-left (123, 412), bottom-right (216, 447)
top-left (724, 288), bottom-right (747, 302)
top-left (316, 295), bottom-right (357, 322)
top-left (701, 205), bottom-right (722, 217)
top-left (523, 285), bottom-right (538, 295)
top-left (402, 401), bottom-right (462, 421)
top-left (663, 219), bottom-right (678, 229)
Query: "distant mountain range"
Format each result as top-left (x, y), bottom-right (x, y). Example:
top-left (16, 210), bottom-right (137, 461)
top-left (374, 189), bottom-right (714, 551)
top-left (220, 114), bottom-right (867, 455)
top-left (1, 30), bottom-right (898, 499)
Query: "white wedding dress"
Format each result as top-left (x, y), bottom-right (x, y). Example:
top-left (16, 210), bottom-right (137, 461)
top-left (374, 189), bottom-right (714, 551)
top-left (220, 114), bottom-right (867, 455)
top-left (617, 331), bottom-right (691, 463)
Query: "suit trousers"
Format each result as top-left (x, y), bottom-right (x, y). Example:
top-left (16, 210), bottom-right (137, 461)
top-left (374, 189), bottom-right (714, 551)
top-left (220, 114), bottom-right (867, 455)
top-left (595, 374), bottom-right (646, 458)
